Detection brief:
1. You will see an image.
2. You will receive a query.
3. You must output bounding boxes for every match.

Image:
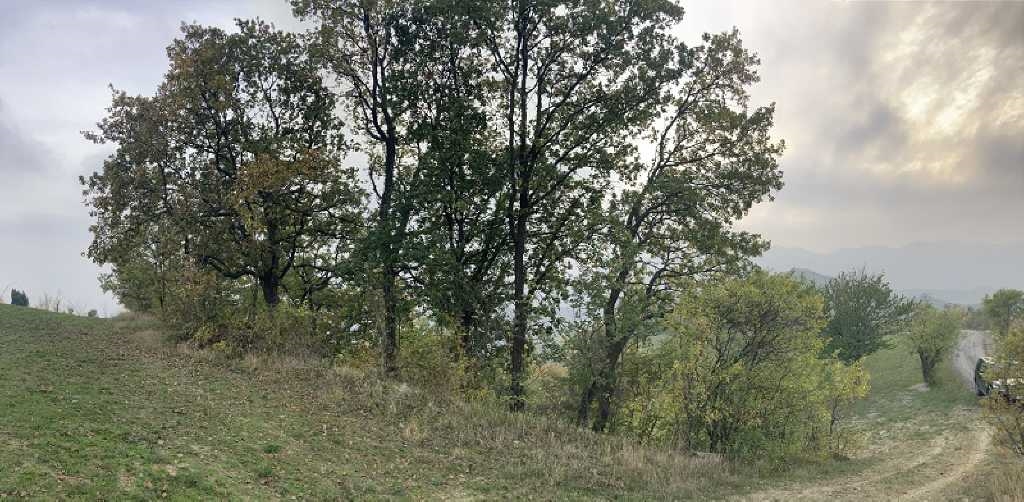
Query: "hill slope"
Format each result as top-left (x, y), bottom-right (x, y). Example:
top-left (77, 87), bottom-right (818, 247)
top-left (0, 304), bottom-right (1015, 499)
top-left (0, 305), bottom-right (750, 499)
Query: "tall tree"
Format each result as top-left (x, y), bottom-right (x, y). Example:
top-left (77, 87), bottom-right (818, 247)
top-left (472, 0), bottom-right (687, 410)
top-left (83, 20), bottom-right (362, 309)
top-left (982, 289), bottom-right (1024, 338)
top-left (820, 270), bottom-right (915, 363)
top-left (294, 0), bottom-right (433, 375)
top-left (576, 30), bottom-right (785, 431)
top-left (399, 2), bottom-right (511, 358)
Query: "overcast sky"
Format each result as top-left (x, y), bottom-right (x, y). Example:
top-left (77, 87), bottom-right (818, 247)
top-left (0, 1), bottom-right (1021, 312)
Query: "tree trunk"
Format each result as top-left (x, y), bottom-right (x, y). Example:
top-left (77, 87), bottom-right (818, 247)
top-left (458, 308), bottom-right (476, 359)
top-left (919, 351), bottom-right (935, 385)
top-left (378, 126), bottom-right (400, 377)
top-left (381, 264), bottom-right (399, 376)
top-left (260, 273), bottom-right (280, 307)
top-left (577, 379), bottom-right (598, 425)
top-left (592, 335), bottom-right (630, 432)
top-left (509, 209), bottom-right (528, 411)
top-left (507, 9), bottom-right (531, 413)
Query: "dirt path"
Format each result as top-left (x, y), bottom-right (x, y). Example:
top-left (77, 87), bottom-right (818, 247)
top-left (737, 331), bottom-right (994, 501)
top-left (736, 423), bottom-right (990, 501)
top-left (953, 330), bottom-right (993, 390)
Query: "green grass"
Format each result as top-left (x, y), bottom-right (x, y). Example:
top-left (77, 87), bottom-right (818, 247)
top-left (2, 304), bottom-right (1011, 500)
top-left (853, 336), bottom-right (978, 428)
top-left (0, 304), bottom-right (754, 500)
top-left (743, 335), bottom-right (989, 497)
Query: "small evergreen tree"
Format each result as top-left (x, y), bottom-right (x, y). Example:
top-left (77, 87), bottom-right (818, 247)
top-left (10, 289), bottom-right (29, 307)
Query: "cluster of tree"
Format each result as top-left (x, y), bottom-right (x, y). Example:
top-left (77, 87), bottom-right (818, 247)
top-left (82, 1), bottom-right (784, 412)
top-left (10, 289), bottom-right (29, 307)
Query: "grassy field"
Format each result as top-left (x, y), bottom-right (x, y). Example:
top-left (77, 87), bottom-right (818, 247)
top-left (1, 304), bottom-right (1020, 500)
top-left (0, 304), bottom-right (755, 500)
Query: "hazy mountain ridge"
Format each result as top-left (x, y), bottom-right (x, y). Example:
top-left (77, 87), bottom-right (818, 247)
top-left (760, 241), bottom-right (1024, 306)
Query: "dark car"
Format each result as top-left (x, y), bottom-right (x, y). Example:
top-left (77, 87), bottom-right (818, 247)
top-left (976, 357), bottom-right (1022, 402)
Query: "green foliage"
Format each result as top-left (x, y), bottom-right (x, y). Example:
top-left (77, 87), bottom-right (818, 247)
top-left (982, 289), bottom-right (1024, 338)
top-left (573, 27), bottom-right (784, 431)
top-left (906, 305), bottom-right (961, 385)
top-left (10, 288), bottom-right (29, 307)
top-left (617, 272), bottom-right (867, 461)
top-left (82, 19), bottom-right (363, 310)
top-left (819, 270), bottom-right (915, 363)
top-left (983, 324), bottom-right (1024, 455)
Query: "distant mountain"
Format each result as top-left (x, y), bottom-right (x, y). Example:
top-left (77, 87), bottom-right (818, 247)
top-left (788, 267), bottom-right (831, 287)
top-left (758, 241), bottom-right (1024, 306)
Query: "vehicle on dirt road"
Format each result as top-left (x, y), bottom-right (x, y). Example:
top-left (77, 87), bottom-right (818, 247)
top-left (975, 357), bottom-right (1022, 402)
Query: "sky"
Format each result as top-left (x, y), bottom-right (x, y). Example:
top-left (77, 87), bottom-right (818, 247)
top-left (0, 1), bottom-right (1021, 312)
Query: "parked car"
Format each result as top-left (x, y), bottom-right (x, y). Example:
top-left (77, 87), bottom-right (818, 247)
top-left (975, 357), bottom-right (1022, 402)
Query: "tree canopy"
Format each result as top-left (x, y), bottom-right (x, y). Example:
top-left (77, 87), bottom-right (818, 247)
top-left (819, 270), bottom-right (915, 363)
top-left (982, 289), bottom-right (1024, 338)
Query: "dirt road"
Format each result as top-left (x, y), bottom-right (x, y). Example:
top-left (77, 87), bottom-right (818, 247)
top-left (953, 330), bottom-right (993, 390)
top-left (739, 330), bottom-right (994, 501)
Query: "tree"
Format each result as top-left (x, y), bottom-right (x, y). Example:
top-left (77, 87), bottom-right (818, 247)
top-left (294, 0), bottom-right (436, 375)
top-left (575, 29), bottom-right (784, 431)
top-left (405, 4), bottom-right (511, 359)
top-left (10, 289), bottom-right (29, 307)
top-left (907, 305), bottom-right (961, 385)
top-left (982, 289), bottom-right (1024, 338)
top-left (471, 0), bottom-right (689, 410)
top-left (82, 20), bottom-right (363, 310)
top-left (820, 270), bottom-right (915, 363)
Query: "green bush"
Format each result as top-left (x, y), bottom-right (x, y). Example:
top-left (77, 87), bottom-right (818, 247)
top-left (984, 323), bottom-right (1024, 455)
top-left (617, 272), bottom-right (868, 462)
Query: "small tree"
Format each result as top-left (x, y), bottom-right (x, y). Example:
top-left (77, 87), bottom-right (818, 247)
top-left (10, 289), bottom-right (29, 307)
top-left (982, 289), bottom-right (1024, 338)
top-left (907, 305), bottom-right (961, 385)
top-left (820, 270), bottom-right (915, 362)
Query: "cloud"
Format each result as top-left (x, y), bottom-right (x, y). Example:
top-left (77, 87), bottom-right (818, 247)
top-left (680, 1), bottom-right (1024, 251)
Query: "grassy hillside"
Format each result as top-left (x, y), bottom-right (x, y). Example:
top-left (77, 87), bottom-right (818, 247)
top-left (0, 304), bottom-right (755, 500)
top-left (1, 304), bottom-right (1017, 500)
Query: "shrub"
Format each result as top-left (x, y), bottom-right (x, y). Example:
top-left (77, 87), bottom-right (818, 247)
top-left (87, 309), bottom-right (99, 318)
top-left (983, 323), bottom-right (1024, 455)
top-left (617, 272), bottom-right (868, 462)
top-left (10, 289), bottom-right (29, 307)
